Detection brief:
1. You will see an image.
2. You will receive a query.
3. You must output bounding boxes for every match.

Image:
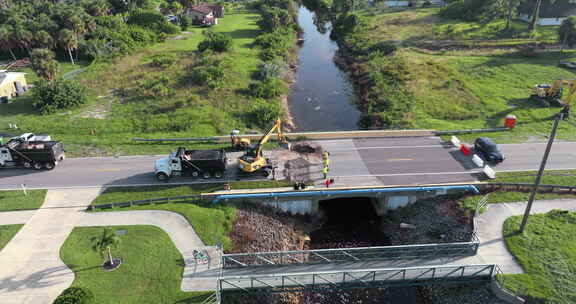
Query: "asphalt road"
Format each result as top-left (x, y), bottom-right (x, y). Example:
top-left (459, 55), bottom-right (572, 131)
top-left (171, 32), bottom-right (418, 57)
top-left (1, 137), bottom-right (576, 190)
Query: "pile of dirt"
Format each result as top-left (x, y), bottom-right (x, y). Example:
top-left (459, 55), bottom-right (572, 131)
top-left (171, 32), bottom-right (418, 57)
top-left (381, 196), bottom-right (474, 245)
top-left (291, 142), bottom-right (323, 155)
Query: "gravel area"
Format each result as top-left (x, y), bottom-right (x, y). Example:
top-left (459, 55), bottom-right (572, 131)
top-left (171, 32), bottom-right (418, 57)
top-left (381, 196), bottom-right (474, 245)
top-left (421, 283), bottom-right (508, 304)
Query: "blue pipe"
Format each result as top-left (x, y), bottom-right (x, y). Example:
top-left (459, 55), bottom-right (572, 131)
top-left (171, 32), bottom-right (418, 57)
top-left (212, 185), bottom-right (479, 204)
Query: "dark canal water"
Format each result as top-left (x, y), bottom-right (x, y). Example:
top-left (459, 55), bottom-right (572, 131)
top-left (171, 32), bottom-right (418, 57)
top-left (288, 6), bottom-right (361, 131)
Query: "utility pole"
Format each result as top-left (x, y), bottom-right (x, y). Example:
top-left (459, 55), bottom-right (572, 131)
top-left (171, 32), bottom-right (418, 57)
top-left (519, 113), bottom-right (562, 233)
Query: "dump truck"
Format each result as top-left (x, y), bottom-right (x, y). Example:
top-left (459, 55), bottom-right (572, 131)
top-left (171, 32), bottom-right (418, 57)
top-left (0, 137), bottom-right (65, 170)
top-left (154, 147), bottom-right (227, 181)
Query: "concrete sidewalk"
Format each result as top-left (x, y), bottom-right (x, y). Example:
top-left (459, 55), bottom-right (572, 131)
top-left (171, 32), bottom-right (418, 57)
top-left (473, 199), bottom-right (576, 273)
top-left (0, 188), bottom-right (101, 304)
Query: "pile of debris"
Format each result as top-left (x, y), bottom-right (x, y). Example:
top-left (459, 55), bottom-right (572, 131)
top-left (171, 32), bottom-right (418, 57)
top-left (229, 202), bottom-right (311, 254)
top-left (3, 58), bottom-right (30, 70)
top-left (381, 196), bottom-right (474, 245)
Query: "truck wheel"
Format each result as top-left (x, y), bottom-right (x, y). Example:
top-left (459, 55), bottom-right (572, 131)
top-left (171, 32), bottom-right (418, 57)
top-left (202, 171), bottom-right (211, 179)
top-left (262, 169), bottom-right (271, 177)
top-left (44, 162), bottom-right (56, 170)
top-left (156, 172), bottom-right (169, 182)
top-left (32, 162), bottom-right (42, 170)
top-left (191, 171), bottom-right (199, 177)
top-left (23, 162), bottom-right (31, 169)
top-left (214, 171), bottom-right (223, 178)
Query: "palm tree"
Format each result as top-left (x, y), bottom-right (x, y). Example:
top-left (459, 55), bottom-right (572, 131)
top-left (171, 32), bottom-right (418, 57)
top-left (30, 48), bottom-right (59, 82)
top-left (528, 0), bottom-right (556, 34)
top-left (34, 30), bottom-right (55, 50)
top-left (12, 23), bottom-right (33, 55)
top-left (58, 29), bottom-right (77, 65)
top-left (0, 25), bottom-right (17, 60)
top-left (91, 227), bottom-right (121, 268)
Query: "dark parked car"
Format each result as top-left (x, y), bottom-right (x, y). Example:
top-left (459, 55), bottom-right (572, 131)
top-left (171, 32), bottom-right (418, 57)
top-left (474, 137), bottom-right (505, 164)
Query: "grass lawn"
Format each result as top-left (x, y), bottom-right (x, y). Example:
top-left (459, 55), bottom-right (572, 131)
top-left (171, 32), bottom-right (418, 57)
top-left (459, 170), bottom-right (576, 211)
top-left (0, 224), bottom-right (23, 251)
top-left (0, 9), bottom-right (265, 157)
top-left (404, 48), bottom-right (576, 142)
top-left (502, 210), bottom-right (576, 302)
top-left (60, 225), bottom-right (210, 304)
top-left (359, 7), bottom-right (576, 142)
top-left (90, 181), bottom-right (291, 251)
top-left (0, 190), bottom-right (47, 212)
top-left (365, 7), bottom-right (557, 42)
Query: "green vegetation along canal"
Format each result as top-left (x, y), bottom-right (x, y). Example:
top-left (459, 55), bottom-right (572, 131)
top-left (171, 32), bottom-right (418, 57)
top-left (289, 6), bottom-right (361, 131)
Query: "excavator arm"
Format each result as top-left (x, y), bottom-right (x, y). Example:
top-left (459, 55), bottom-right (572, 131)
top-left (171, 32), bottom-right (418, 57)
top-left (254, 118), bottom-right (285, 157)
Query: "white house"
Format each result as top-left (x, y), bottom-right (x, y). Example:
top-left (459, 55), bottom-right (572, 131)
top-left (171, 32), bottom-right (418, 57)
top-left (518, 0), bottom-right (576, 26)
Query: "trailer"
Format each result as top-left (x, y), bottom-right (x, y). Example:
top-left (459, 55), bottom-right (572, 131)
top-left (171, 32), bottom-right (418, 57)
top-left (154, 147), bottom-right (227, 181)
top-left (0, 138), bottom-right (65, 170)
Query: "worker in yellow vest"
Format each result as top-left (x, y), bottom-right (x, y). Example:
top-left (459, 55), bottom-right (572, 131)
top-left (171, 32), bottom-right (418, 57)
top-left (322, 151), bottom-right (330, 167)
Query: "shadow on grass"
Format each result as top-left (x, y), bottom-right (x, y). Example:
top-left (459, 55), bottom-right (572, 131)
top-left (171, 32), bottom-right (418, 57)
top-left (472, 50), bottom-right (576, 70)
top-left (175, 293), bottom-right (213, 304)
top-left (225, 28), bottom-right (260, 40)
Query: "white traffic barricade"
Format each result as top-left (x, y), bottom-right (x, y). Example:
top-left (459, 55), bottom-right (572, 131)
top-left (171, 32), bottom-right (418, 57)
top-left (483, 166), bottom-right (496, 179)
top-left (472, 154), bottom-right (485, 168)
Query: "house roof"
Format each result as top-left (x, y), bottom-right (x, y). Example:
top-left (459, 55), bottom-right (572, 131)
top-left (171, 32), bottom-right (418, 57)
top-left (518, 0), bottom-right (576, 18)
top-left (189, 5), bottom-right (213, 15)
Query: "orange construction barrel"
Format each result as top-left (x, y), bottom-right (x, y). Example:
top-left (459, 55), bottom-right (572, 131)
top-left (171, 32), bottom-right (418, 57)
top-left (504, 114), bottom-right (517, 129)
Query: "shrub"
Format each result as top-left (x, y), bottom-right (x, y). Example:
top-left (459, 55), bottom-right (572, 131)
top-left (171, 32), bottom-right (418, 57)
top-left (180, 16), bottom-right (191, 31)
top-left (127, 9), bottom-right (180, 34)
top-left (369, 42), bottom-right (397, 56)
top-left (32, 80), bottom-right (88, 115)
top-left (246, 98), bottom-right (282, 128)
top-left (248, 78), bottom-right (286, 98)
top-left (136, 75), bottom-right (174, 98)
top-left (149, 54), bottom-right (177, 68)
top-left (53, 287), bottom-right (94, 304)
top-left (258, 59), bottom-right (288, 80)
top-left (191, 66), bottom-right (225, 88)
top-left (254, 30), bottom-right (294, 60)
top-left (198, 30), bottom-right (233, 52)
top-left (127, 26), bottom-right (157, 45)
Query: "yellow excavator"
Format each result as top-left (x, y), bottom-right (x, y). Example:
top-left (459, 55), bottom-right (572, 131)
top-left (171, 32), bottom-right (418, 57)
top-left (532, 79), bottom-right (576, 107)
top-left (237, 118), bottom-right (290, 176)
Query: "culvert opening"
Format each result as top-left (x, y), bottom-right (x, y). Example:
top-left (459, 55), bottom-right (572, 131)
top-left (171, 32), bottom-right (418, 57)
top-left (310, 197), bottom-right (390, 248)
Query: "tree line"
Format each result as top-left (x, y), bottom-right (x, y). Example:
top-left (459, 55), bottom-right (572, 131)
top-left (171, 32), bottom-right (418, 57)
top-left (0, 0), bottom-right (180, 64)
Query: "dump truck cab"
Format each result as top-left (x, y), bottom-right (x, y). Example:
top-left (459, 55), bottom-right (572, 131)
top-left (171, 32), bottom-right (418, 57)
top-left (154, 148), bottom-right (227, 181)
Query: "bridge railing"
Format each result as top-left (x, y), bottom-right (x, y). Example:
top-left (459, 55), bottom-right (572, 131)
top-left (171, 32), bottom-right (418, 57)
top-left (219, 264), bottom-right (497, 293)
top-left (222, 235), bottom-right (479, 268)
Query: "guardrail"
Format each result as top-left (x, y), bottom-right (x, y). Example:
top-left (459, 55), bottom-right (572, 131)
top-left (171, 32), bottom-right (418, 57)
top-left (218, 264), bottom-right (497, 294)
top-left (86, 194), bottom-right (202, 210)
top-left (222, 235), bottom-right (479, 269)
top-left (478, 183), bottom-right (576, 194)
top-left (434, 127), bottom-right (510, 136)
top-left (132, 129), bottom-right (435, 143)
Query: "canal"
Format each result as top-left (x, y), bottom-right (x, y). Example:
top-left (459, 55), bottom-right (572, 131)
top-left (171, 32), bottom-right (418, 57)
top-left (288, 5), bottom-right (361, 131)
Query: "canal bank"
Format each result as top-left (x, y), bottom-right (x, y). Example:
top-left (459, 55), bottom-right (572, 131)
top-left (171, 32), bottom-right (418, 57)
top-left (289, 6), bottom-right (361, 131)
